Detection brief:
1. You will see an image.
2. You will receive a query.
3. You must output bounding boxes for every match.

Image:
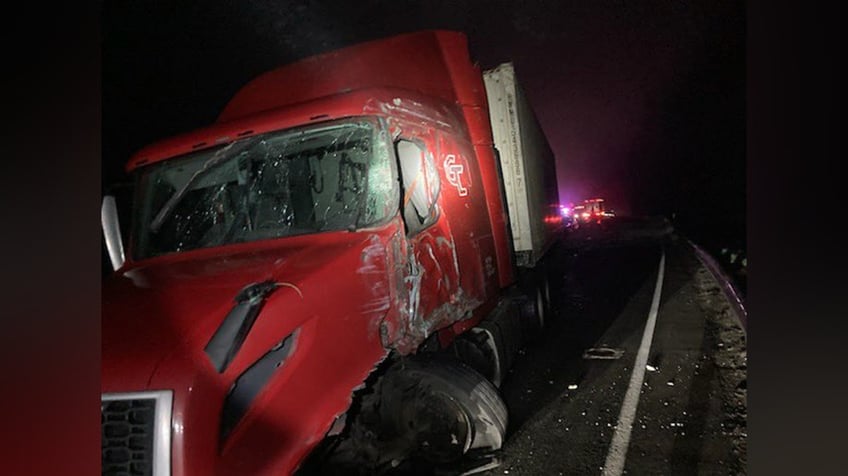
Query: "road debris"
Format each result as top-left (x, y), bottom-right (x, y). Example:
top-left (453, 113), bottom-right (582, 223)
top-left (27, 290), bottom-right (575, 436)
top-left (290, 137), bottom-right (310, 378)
top-left (583, 347), bottom-right (625, 360)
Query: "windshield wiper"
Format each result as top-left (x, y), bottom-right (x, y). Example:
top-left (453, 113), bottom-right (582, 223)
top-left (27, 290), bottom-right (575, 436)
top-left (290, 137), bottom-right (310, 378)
top-left (150, 138), bottom-right (260, 233)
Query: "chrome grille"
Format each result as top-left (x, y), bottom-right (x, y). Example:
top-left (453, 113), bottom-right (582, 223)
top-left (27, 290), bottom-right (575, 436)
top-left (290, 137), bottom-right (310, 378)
top-left (102, 391), bottom-right (172, 476)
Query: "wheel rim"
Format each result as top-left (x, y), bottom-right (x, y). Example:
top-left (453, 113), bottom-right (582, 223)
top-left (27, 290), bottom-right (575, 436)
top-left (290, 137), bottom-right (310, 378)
top-left (403, 390), bottom-right (473, 463)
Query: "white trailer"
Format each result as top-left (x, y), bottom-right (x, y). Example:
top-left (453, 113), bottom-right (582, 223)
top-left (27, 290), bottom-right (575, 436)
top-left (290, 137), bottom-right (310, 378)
top-left (483, 62), bottom-right (560, 268)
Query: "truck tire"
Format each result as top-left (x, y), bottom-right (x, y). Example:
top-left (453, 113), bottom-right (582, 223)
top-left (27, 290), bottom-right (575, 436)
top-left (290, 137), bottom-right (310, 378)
top-left (381, 357), bottom-right (508, 463)
top-left (543, 270), bottom-right (552, 315)
top-left (535, 282), bottom-right (548, 329)
top-left (322, 356), bottom-right (508, 473)
top-left (450, 328), bottom-right (500, 386)
top-left (520, 279), bottom-right (547, 337)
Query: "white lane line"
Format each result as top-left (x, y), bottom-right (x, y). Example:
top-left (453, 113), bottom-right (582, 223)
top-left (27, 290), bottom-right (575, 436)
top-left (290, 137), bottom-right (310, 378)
top-left (602, 251), bottom-right (666, 476)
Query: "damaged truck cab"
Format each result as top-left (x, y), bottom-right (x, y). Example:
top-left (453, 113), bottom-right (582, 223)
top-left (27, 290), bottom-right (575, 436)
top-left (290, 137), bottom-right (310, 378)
top-left (102, 31), bottom-right (561, 475)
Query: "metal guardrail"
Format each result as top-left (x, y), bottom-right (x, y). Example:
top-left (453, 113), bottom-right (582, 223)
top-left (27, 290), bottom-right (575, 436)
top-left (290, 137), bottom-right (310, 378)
top-left (689, 241), bottom-right (747, 333)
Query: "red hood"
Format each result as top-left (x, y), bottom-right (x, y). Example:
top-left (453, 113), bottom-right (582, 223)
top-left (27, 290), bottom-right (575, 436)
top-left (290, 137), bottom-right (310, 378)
top-left (101, 231), bottom-right (376, 391)
top-left (102, 223), bottom-right (410, 475)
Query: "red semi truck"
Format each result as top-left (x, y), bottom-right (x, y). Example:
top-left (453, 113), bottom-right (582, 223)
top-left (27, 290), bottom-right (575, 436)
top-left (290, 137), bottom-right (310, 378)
top-left (101, 31), bottom-right (561, 475)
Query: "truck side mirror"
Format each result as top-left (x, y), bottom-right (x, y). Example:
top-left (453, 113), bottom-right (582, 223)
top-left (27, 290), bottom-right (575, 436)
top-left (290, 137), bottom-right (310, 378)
top-left (102, 195), bottom-right (126, 271)
top-left (396, 139), bottom-right (439, 234)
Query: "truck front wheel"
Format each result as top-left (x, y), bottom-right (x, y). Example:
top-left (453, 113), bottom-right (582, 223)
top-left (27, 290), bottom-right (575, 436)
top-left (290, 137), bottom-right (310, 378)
top-left (323, 356), bottom-right (508, 473)
top-left (383, 357), bottom-right (508, 462)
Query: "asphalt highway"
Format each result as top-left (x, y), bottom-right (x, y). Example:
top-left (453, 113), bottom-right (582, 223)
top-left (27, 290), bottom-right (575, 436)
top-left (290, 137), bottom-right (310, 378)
top-left (479, 217), bottom-right (747, 475)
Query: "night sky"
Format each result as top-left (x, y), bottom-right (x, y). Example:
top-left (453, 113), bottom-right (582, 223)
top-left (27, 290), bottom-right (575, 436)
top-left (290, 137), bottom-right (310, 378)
top-left (103, 0), bottom-right (745, 250)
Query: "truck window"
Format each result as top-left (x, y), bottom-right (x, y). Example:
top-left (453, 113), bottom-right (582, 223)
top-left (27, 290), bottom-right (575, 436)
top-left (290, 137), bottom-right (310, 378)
top-left (396, 139), bottom-right (439, 235)
top-left (131, 118), bottom-right (397, 259)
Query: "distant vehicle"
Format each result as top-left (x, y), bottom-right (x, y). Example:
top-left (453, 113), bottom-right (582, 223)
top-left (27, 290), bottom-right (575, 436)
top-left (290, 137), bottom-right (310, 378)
top-left (556, 204), bottom-right (576, 228)
top-left (573, 198), bottom-right (614, 225)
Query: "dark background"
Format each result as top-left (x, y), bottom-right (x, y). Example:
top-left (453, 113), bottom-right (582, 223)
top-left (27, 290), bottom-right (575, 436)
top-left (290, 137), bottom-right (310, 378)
top-left (102, 0), bottom-right (745, 262)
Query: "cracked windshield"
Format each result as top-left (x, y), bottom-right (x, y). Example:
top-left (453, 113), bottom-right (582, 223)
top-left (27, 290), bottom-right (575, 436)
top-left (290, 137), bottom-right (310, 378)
top-left (133, 119), bottom-right (396, 259)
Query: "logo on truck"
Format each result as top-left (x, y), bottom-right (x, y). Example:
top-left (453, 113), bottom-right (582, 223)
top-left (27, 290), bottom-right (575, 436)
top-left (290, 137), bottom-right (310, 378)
top-left (444, 154), bottom-right (470, 197)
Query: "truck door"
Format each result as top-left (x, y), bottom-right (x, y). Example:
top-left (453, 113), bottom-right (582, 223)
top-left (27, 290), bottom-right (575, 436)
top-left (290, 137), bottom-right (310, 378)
top-left (436, 132), bottom-right (498, 305)
top-left (395, 137), bottom-right (464, 340)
